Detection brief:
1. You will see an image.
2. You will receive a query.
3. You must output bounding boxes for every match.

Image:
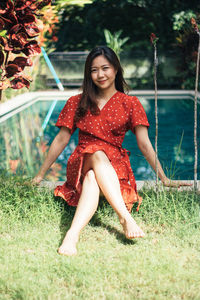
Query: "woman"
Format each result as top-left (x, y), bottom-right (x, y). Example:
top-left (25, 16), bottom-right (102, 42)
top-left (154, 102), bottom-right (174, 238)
top-left (33, 46), bottom-right (189, 256)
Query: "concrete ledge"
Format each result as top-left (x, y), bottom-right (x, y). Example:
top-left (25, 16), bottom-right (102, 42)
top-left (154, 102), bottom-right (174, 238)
top-left (1, 89), bottom-right (199, 118)
top-left (40, 180), bottom-right (200, 194)
top-left (0, 90), bottom-right (80, 117)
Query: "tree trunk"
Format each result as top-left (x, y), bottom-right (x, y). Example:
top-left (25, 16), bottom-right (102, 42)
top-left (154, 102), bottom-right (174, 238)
top-left (154, 44), bottom-right (159, 190)
top-left (194, 33), bottom-right (200, 191)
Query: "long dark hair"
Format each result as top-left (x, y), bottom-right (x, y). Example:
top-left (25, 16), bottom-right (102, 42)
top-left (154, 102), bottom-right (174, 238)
top-left (75, 45), bottom-right (128, 122)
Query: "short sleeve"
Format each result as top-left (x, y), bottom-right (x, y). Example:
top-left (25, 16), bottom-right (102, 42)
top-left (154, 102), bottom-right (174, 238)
top-left (55, 95), bottom-right (79, 134)
top-left (129, 96), bottom-right (149, 134)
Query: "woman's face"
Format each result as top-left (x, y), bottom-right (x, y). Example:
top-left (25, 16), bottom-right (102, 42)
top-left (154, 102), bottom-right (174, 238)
top-left (90, 55), bottom-right (117, 92)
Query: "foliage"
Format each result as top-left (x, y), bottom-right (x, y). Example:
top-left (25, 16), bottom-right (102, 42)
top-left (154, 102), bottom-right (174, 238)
top-left (173, 10), bottom-right (196, 31)
top-left (172, 11), bottom-right (200, 89)
top-left (56, 0), bottom-right (94, 7)
top-left (37, 4), bottom-right (59, 51)
top-left (104, 29), bottom-right (129, 56)
top-left (0, 0), bottom-right (52, 97)
top-left (49, 0), bottom-right (200, 90)
top-left (54, 0), bottom-right (200, 53)
top-left (50, 0), bottom-right (94, 49)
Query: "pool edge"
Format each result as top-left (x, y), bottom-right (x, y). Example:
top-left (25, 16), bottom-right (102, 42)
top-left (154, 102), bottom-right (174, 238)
top-left (1, 89), bottom-right (199, 118)
top-left (40, 180), bottom-right (199, 193)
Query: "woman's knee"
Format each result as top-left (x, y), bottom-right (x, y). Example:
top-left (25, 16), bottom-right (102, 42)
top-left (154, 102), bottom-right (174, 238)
top-left (82, 151), bottom-right (109, 174)
top-left (84, 169), bottom-right (96, 181)
top-left (90, 150), bottom-right (109, 163)
top-left (84, 170), bottom-right (100, 192)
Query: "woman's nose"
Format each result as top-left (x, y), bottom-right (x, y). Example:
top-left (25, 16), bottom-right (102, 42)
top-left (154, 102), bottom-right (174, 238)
top-left (97, 69), bottom-right (104, 78)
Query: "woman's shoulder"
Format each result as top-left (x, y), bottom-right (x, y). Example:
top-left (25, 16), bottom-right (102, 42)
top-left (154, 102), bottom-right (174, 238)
top-left (68, 93), bottom-right (82, 102)
top-left (65, 93), bottom-right (82, 107)
top-left (117, 91), bottom-right (140, 106)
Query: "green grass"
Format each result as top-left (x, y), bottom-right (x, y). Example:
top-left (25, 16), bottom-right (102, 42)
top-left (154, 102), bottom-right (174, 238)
top-left (0, 174), bottom-right (200, 300)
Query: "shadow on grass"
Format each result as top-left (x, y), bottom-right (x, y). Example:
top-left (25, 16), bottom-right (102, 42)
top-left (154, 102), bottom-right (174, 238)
top-left (90, 213), bottom-right (136, 245)
top-left (54, 197), bottom-right (76, 247)
top-left (56, 196), bottom-right (136, 247)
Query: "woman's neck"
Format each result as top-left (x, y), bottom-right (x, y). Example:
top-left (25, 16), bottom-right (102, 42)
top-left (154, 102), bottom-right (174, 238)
top-left (97, 87), bottom-right (117, 100)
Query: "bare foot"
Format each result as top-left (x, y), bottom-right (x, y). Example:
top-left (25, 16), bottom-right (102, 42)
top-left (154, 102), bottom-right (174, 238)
top-left (57, 230), bottom-right (79, 256)
top-left (120, 216), bottom-right (145, 239)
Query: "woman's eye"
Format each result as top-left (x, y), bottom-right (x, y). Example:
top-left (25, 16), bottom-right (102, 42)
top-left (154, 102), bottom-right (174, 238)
top-left (103, 67), bottom-right (109, 70)
top-left (91, 69), bottom-right (97, 73)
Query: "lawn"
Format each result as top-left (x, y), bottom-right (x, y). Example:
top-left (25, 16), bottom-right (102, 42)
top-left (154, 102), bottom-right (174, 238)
top-left (0, 175), bottom-right (200, 300)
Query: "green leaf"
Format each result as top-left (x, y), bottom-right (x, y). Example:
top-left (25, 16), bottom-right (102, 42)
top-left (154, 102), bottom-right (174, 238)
top-left (0, 30), bottom-right (7, 37)
top-left (103, 29), bottom-right (129, 57)
top-left (56, 0), bottom-right (93, 8)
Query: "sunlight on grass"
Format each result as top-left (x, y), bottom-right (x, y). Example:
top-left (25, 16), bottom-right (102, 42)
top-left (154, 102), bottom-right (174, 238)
top-left (0, 174), bottom-right (200, 299)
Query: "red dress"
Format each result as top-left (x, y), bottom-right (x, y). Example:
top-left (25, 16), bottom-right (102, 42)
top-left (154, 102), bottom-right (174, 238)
top-left (54, 91), bottom-right (149, 212)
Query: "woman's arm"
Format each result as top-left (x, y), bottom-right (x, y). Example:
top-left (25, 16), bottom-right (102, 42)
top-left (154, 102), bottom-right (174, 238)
top-left (32, 127), bottom-right (71, 184)
top-left (135, 125), bottom-right (191, 187)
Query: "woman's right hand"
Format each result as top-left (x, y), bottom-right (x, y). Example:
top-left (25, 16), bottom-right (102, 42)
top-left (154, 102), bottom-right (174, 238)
top-left (32, 175), bottom-right (43, 185)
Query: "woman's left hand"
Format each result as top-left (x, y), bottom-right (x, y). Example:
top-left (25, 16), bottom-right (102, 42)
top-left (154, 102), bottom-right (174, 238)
top-left (162, 178), bottom-right (193, 188)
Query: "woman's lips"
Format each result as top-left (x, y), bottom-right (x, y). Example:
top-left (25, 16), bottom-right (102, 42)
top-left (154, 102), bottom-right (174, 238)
top-left (98, 80), bottom-right (107, 85)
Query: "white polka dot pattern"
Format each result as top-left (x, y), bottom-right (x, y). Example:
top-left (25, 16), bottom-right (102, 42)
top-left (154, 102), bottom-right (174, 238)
top-left (54, 91), bottom-right (149, 212)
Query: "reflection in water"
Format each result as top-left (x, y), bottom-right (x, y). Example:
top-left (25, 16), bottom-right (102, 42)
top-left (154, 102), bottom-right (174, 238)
top-left (0, 98), bottom-right (199, 181)
top-left (0, 101), bottom-right (62, 180)
top-left (125, 98), bottom-right (200, 180)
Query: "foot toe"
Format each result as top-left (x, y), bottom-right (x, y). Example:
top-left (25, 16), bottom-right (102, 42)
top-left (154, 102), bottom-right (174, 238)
top-left (57, 248), bottom-right (77, 256)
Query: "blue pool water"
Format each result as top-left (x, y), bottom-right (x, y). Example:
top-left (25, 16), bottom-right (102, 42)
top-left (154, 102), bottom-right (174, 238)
top-left (0, 97), bottom-right (199, 181)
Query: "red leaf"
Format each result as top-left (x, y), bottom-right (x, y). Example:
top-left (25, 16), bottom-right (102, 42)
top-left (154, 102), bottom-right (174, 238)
top-left (0, 0), bottom-right (14, 15)
top-left (25, 1), bottom-right (38, 10)
top-left (17, 32), bottom-right (28, 45)
top-left (16, 8), bottom-right (33, 20)
top-left (10, 76), bottom-right (30, 89)
top-left (191, 18), bottom-right (197, 26)
top-left (5, 12), bottom-right (18, 27)
top-left (13, 57), bottom-right (33, 68)
top-left (14, 72), bottom-right (32, 82)
top-left (9, 32), bottom-right (28, 49)
top-left (0, 36), bottom-right (13, 51)
top-left (26, 57), bottom-right (33, 66)
top-left (41, 141), bottom-right (49, 153)
top-left (9, 159), bottom-right (20, 173)
top-left (0, 79), bottom-right (11, 90)
top-left (22, 40), bottom-right (41, 56)
top-left (37, 0), bottom-right (51, 9)
top-left (15, 0), bottom-right (29, 11)
top-left (0, 11), bottom-right (18, 29)
top-left (21, 14), bottom-right (36, 24)
top-left (150, 33), bottom-right (159, 45)
top-left (8, 57), bottom-right (33, 71)
top-left (0, 1), bottom-right (7, 14)
top-left (15, 0), bottom-right (39, 12)
top-left (191, 17), bottom-right (199, 33)
top-left (12, 50), bottom-right (21, 54)
top-left (150, 33), bottom-right (156, 43)
top-left (6, 64), bottom-right (21, 77)
top-left (0, 51), bottom-right (4, 67)
top-left (52, 36), bottom-right (58, 42)
top-left (9, 24), bottom-right (23, 35)
top-left (24, 23), bottom-right (40, 37)
top-left (0, 18), bottom-right (5, 30)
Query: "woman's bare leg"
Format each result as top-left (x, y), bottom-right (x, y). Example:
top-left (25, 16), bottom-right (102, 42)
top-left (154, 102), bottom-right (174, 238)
top-left (58, 170), bottom-right (100, 256)
top-left (83, 151), bottom-right (145, 239)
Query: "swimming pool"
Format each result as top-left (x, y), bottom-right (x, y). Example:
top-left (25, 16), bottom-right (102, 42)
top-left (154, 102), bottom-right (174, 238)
top-left (0, 91), bottom-right (199, 181)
